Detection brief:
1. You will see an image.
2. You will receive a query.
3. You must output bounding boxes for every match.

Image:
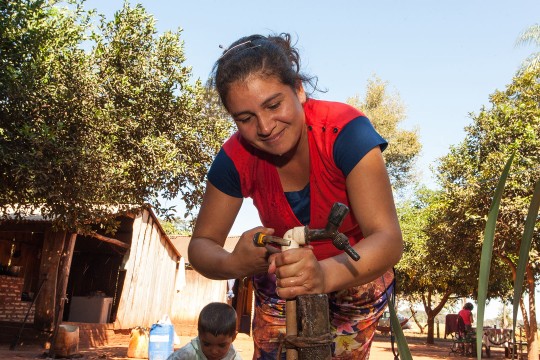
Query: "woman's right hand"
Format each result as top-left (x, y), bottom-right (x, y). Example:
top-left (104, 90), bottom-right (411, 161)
top-left (189, 183), bottom-right (280, 280)
top-left (231, 226), bottom-right (280, 277)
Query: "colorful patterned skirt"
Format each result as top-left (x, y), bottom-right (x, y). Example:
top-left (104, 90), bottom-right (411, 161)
top-left (251, 269), bottom-right (394, 360)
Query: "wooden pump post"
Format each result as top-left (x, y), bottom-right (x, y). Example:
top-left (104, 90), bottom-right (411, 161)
top-left (254, 203), bottom-right (360, 360)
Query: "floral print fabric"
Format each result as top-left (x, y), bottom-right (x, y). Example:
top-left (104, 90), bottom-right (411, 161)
top-left (251, 269), bottom-right (394, 360)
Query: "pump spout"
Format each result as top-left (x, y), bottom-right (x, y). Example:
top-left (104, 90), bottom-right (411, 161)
top-left (305, 203), bottom-right (360, 261)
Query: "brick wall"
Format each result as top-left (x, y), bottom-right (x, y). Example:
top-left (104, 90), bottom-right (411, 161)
top-left (0, 275), bottom-right (34, 322)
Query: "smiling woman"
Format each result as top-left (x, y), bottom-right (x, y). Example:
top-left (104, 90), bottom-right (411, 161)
top-left (186, 32), bottom-right (403, 360)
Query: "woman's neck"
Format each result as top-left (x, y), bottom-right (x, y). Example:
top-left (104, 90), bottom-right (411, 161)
top-left (275, 126), bottom-right (310, 192)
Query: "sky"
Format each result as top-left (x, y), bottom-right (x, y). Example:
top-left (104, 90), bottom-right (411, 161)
top-left (83, 0), bottom-right (539, 236)
top-left (83, 1), bottom-right (539, 318)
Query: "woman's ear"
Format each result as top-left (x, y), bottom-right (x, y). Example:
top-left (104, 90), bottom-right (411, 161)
top-left (295, 83), bottom-right (307, 104)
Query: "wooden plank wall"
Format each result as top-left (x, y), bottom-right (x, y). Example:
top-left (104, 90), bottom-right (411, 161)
top-left (114, 209), bottom-right (179, 329)
top-left (171, 268), bottom-right (227, 327)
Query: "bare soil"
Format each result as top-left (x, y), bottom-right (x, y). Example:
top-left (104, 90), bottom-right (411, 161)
top-left (0, 331), bottom-right (513, 360)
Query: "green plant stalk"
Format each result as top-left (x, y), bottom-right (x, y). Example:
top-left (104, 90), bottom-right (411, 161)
top-left (512, 180), bottom-right (540, 342)
top-left (476, 153), bottom-right (514, 360)
top-left (388, 296), bottom-right (413, 360)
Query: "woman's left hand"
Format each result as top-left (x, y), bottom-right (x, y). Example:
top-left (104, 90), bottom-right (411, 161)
top-left (267, 246), bottom-right (325, 299)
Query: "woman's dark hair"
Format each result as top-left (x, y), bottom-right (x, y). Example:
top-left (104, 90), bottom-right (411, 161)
top-left (211, 33), bottom-right (319, 109)
top-left (464, 302), bottom-right (474, 311)
top-left (198, 302), bottom-right (237, 337)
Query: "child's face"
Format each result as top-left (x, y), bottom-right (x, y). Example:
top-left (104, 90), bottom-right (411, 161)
top-left (199, 331), bottom-right (236, 360)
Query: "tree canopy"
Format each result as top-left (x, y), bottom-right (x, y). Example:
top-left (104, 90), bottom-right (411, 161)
top-left (347, 76), bottom-right (421, 192)
top-left (434, 67), bottom-right (540, 353)
top-left (0, 0), bottom-right (233, 233)
top-left (516, 23), bottom-right (540, 74)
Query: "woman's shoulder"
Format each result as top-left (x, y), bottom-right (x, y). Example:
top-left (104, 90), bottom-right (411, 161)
top-left (304, 99), bottom-right (365, 126)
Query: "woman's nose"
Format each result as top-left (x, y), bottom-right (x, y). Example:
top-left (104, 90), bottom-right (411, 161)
top-left (257, 115), bottom-right (276, 137)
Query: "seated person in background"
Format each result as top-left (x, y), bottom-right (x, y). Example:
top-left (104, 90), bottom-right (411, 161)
top-left (167, 302), bottom-right (242, 360)
top-left (459, 302), bottom-right (474, 332)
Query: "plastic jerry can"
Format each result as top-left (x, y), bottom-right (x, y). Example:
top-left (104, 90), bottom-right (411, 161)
top-left (148, 323), bottom-right (174, 360)
top-left (127, 326), bottom-right (149, 358)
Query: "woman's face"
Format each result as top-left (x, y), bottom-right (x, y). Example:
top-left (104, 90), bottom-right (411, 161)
top-left (225, 75), bottom-right (307, 157)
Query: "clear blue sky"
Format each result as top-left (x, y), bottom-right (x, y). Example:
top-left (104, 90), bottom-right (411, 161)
top-left (83, 0), bottom-right (540, 235)
top-left (83, 0), bottom-right (539, 320)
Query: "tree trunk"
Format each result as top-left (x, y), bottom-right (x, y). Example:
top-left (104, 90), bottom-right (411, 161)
top-left (408, 305), bottom-right (424, 334)
top-left (34, 229), bottom-right (67, 331)
top-left (426, 313), bottom-right (435, 344)
top-left (48, 233), bottom-right (77, 356)
top-left (422, 289), bottom-right (452, 344)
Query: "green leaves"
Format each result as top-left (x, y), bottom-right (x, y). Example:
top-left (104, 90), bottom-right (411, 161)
top-left (388, 296), bottom-right (413, 360)
top-left (511, 180), bottom-right (540, 339)
top-left (346, 75), bottom-right (421, 193)
top-left (475, 153), bottom-right (514, 360)
top-left (0, 1), bottom-right (232, 233)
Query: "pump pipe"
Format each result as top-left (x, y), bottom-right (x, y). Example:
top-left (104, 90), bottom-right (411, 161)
top-left (253, 202), bottom-right (360, 360)
top-left (253, 231), bottom-right (304, 360)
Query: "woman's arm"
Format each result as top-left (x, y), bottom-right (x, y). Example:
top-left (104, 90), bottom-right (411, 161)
top-left (270, 147), bottom-right (403, 298)
top-left (188, 182), bottom-right (274, 280)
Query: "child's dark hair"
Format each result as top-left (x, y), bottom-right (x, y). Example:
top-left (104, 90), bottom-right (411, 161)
top-left (464, 302), bottom-right (474, 311)
top-left (211, 33), bottom-right (319, 109)
top-left (198, 302), bottom-right (237, 337)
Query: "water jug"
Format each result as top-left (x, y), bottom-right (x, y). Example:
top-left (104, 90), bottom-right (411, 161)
top-left (148, 323), bottom-right (174, 360)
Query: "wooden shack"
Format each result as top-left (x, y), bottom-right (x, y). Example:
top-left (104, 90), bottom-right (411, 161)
top-left (170, 236), bottom-right (253, 335)
top-left (0, 206), bottom-right (181, 347)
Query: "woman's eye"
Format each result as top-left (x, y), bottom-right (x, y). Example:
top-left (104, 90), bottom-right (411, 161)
top-left (235, 116), bottom-right (251, 123)
top-left (268, 102), bottom-right (280, 110)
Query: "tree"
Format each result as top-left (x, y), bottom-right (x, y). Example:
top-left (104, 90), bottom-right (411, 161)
top-left (0, 0), bottom-right (233, 233)
top-left (347, 76), bottom-right (421, 193)
top-left (516, 24), bottom-right (540, 74)
top-left (396, 187), bottom-right (469, 343)
top-left (435, 67), bottom-right (540, 359)
top-left (160, 216), bottom-right (192, 236)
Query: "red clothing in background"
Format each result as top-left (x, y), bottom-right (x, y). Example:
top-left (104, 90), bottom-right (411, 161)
top-left (459, 308), bottom-right (473, 325)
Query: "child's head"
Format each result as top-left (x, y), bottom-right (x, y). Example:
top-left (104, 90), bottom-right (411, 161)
top-left (464, 302), bottom-right (474, 311)
top-left (197, 302), bottom-right (237, 360)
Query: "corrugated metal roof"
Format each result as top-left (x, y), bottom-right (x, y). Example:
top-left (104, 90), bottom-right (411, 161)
top-left (1, 205), bottom-right (182, 258)
top-left (0, 206), bottom-right (51, 223)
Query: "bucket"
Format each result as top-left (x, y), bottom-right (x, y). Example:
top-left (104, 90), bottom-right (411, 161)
top-left (148, 323), bottom-right (174, 360)
top-left (127, 326), bottom-right (149, 358)
top-left (54, 324), bottom-right (79, 357)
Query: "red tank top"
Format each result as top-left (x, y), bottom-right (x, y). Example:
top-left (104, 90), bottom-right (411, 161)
top-left (222, 99), bottom-right (365, 260)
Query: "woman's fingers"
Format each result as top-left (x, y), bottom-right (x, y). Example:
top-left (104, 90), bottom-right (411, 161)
top-left (271, 248), bottom-right (325, 299)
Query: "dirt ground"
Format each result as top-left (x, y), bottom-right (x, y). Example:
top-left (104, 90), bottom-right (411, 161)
top-left (0, 331), bottom-right (513, 360)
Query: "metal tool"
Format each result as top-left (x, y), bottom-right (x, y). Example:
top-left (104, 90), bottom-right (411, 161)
top-left (253, 232), bottom-right (291, 247)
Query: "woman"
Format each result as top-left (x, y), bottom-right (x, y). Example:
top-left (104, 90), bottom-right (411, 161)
top-left (459, 302), bottom-right (474, 331)
top-left (188, 33), bottom-right (403, 359)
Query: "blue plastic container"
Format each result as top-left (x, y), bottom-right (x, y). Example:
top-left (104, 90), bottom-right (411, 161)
top-left (148, 323), bottom-right (174, 360)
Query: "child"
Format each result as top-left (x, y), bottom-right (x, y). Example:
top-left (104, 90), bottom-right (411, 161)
top-left (167, 302), bottom-right (242, 360)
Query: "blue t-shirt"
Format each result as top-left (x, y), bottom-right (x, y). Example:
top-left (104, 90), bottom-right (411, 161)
top-left (208, 116), bottom-right (387, 224)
